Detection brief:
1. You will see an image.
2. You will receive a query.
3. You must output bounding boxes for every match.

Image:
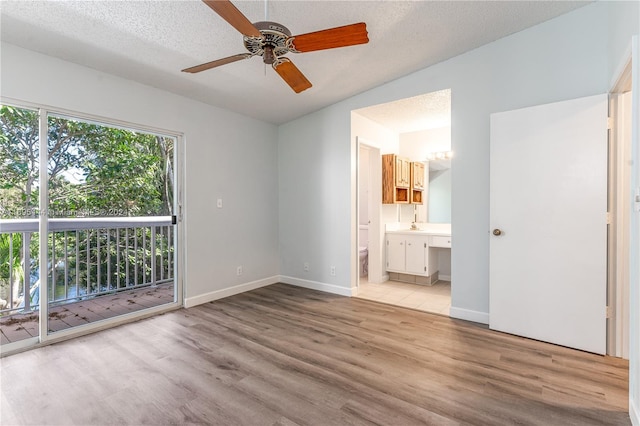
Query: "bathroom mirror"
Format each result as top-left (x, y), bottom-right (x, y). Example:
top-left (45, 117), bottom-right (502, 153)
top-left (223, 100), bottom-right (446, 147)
top-left (427, 159), bottom-right (451, 223)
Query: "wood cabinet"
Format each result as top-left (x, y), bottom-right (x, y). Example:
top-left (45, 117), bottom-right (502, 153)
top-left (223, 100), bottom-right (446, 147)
top-left (382, 154), bottom-right (410, 204)
top-left (411, 162), bottom-right (425, 190)
top-left (395, 156), bottom-right (411, 188)
top-left (410, 161), bottom-right (425, 204)
top-left (383, 155), bottom-right (426, 205)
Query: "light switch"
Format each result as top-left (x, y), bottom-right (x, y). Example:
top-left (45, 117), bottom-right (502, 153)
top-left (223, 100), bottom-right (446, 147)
top-left (217, 198), bottom-right (223, 209)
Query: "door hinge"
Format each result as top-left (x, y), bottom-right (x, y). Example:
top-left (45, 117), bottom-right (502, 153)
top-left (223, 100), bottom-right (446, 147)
top-left (607, 117), bottom-right (613, 130)
top-left (606, 305), bottom-right (613, 319)
top-left (606, 212), bottom-right (611, 224)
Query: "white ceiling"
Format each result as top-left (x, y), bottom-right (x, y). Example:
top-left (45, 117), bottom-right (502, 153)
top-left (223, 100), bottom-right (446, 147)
top-left (1, 0), bottom-right (591, 126)
top-left (354, 89), bottom-right (451, 134)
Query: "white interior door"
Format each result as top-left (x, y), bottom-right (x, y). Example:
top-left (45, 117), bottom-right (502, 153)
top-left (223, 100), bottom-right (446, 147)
top-left (489, 94), bottom-right (608, 354)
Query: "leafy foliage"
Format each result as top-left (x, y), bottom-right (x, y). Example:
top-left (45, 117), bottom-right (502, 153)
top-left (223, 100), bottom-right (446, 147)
top-left (1, 106), bottom-right (174, 218)
top-left (0, 105), bottom-right (175, 310)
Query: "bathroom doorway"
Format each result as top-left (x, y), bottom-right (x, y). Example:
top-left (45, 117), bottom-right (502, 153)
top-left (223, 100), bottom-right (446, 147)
top-left (352, 89), bottom-right (453, 316)
top-left (356, 140), bottom-right (383, 287)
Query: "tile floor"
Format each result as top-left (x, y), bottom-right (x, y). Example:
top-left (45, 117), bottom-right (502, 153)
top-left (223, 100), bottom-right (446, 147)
top-left (355, 277), bottom-right (451, 315)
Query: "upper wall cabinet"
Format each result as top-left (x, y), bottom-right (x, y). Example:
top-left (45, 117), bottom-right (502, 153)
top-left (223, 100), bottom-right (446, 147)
top-left (383, 154), bottom-right (410, 204)
top-left (410, 162), bottom-right (425, 204)
top-left (411, 162), bottom-right (425, 190)
top-left (395, 156), bottom-right (411, 188)
top-left (383, 155), bottom-right (426, 204)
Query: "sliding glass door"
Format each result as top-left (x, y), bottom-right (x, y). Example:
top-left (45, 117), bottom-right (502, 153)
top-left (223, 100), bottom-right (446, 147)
top-left (1, 104), bottom-right (180, 348)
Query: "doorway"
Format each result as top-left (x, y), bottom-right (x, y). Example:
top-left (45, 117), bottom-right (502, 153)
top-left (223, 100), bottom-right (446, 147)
top-left (609, 54), bottom-right (633, 359)
top-left (352, 89), bottom-right (453, 316)
top-left (489, 55), bottom-right (635, 356)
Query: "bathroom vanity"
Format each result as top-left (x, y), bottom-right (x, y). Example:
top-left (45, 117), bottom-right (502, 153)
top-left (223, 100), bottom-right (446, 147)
top-left (385, 224), bottom-right (451, 285)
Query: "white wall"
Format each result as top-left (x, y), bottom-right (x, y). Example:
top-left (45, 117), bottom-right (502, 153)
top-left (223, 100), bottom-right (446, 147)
top-left (351, 112), bottom-right (400, 227)
top-left (352, 112), bottom-right (399, 153)
top-left (278, 3), bottom-right (611, 323)
top-left (400, 127), bottom-right (451, 160)
top-left (1, 43), bottom-right (280, 306)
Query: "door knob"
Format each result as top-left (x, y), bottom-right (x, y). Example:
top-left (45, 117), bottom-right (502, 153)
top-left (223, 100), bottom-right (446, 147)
top-left (493, 229), bottom-right (503, 236)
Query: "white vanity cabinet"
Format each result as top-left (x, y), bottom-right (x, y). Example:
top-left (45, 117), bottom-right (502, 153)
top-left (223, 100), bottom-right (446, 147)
top-left (429, 235), bottom-right (452, 248)
top-left (386, 233), bottom-right (435, 276)
top-left (386, 234), bottom-right (408, 272)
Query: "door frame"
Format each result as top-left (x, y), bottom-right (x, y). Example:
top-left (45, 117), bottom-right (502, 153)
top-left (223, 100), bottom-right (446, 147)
top-left (608, 54), bottom-right (633, 358)
top-left (355, 138), bottom-right (383, 288)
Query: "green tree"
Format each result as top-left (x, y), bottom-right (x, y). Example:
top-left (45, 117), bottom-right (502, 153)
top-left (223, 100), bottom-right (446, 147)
top-left (0, 234), bottom-right (23, 309)
top-left (1, 106), bottom-right (174, 311)
top-left (0, 106), bottom-right (39, 216)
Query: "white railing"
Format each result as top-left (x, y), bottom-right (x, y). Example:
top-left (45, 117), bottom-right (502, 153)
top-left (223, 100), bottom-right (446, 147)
top-left (0, 217), bottom-right (174, 315)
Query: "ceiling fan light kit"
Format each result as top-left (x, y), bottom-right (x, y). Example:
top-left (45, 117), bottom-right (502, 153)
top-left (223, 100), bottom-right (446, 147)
top-left (182, 0), bottom-right (369, 93)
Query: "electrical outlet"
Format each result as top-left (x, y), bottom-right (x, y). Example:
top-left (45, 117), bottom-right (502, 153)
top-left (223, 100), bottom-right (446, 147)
top-left (217, 198), bottom-right (223, 208)
top-left (330, 266), bottom-right (336, 276)
top-left (303, 262), bottom-right (309, 272)
top-left (236, 266), bottom-right (242, 276)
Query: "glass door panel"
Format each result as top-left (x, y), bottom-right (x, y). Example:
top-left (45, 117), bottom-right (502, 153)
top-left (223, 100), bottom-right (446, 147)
top-left (46, 114), bottom-right (176, 335)
top-left (0, 105), bottom-right (41, 346)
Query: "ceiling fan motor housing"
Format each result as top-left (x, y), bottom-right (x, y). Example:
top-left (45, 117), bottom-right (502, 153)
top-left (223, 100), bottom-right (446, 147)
top-left (244, 21), bottom-right (292, 64)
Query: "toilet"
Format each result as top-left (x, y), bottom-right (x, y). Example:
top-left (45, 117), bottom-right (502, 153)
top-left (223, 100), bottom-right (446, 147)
top-left (359, 246), bottom-right (368, 277)
top-left (359, 226), bottom-right (369, 278)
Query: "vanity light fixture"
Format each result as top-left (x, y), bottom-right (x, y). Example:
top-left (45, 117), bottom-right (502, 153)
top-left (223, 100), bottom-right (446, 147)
top-left (426, 151), bottom-right (453, 161)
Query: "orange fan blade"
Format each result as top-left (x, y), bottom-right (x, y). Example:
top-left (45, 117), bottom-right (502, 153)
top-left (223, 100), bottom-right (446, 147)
top-left (202, 0), bottom-right (262, 37)
top-left (289, 22), bottom-right (368, 53)
top-left (273, 59), bottom-right (312, 93)
top-left (182, 53), bottom-right (253, 73)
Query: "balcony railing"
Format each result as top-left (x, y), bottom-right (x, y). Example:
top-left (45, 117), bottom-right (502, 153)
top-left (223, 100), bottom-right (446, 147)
top-left (0, 217), bottom-right (174, 315)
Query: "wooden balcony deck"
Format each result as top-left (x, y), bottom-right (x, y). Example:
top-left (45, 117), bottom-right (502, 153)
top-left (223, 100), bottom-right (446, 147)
top-left (0, 283), bottom-right (174, 345)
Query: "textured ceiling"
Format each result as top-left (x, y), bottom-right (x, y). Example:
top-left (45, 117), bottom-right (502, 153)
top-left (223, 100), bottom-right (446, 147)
top-left (354, 89), bottom-right (451, 134)
top-left (0, 0), bottom-right (591, 125)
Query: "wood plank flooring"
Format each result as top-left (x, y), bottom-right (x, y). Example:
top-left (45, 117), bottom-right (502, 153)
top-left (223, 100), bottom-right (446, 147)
top-left (0, 283), bottom-right (174, 344)
top-left (0, 283), bottom-right (630, 425)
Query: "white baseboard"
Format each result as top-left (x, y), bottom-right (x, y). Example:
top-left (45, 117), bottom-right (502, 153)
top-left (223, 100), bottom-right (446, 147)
top-left (631, 397), bottom-right (639, 426)
top-left (449, 306), bottom-right (489, 324)
top-left (280, 275), bottom-right (355, 296)
top-left (184, 276), bottom-right (279, 308)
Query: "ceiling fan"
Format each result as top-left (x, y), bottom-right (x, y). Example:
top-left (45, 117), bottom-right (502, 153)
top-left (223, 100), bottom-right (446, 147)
top-left (182, 0), bottom-right (369, 93)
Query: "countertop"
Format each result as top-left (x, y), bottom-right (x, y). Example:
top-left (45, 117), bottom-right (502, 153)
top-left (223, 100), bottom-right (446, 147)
top-left (385, 223), bottom-right (451, 237)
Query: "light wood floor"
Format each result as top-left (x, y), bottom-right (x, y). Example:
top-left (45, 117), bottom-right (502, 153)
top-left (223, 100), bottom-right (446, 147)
top-left (0, 283), bottom-right (630, 425)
